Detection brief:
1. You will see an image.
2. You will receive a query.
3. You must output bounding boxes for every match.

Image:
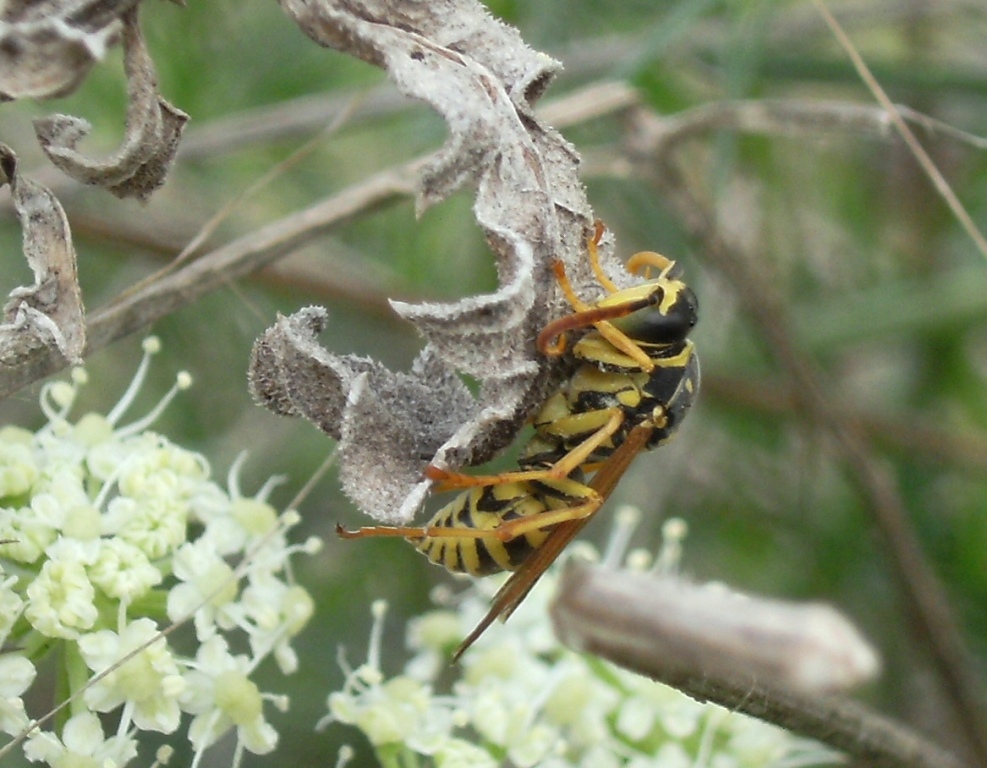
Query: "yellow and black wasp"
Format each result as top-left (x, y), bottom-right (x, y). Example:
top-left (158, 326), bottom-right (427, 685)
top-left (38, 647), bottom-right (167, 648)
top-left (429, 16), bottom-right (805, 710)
top-left (337, 221), bottom-right (700, 659)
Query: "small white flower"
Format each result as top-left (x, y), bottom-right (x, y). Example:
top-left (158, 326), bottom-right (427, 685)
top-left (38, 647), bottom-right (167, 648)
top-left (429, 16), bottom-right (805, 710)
top-left (625, 675), bottom-right (705, 740)
top-left (103, 487), bottom-right (189, 561)
top-left (325, 601), bottom-right (460, 752)
top-left (33, 464), bottom-right (89, 510)
top-left (78, 617), bottom-right (185, 734)
top-left (182, 635), bottom-right (278, 758)
top-left (89, 537), bottom-right (163, 602)
top-left (230, 496), bottom-right (280, 539)
top-left (166, 538), bottom-right (240, 639)
top-left (615, 695), bottom-right (656, 741)
top-left (329, 673), bottom-right (433, 746)
top-left (433, 738), bottom-right (500, 768)
top-left (0, 498), bottom-right (61, 564)
top-left (25, 539), bottom-right (98, 638)
top-left (85, 427), bottom-right (137, 482)
top-left (72, 411), bottom-right (115, 449)
top-left (0, 653), bottom-right (36, 735)
top-left (460, 657), bottom-right (561, 768)
top-left (0, 430), bottom-right (38, 499)
top-left (0, 567), bottom-right (24, 644)
top-left (651, 742), bottom-right (693, 768)
top-left (117, 441), bottom-right (209, 504)
top-left (542, 659), bottom-right (618, 747)
top-left (239, 574), bottom-right (315, 674)
top-left (577, 744), bottom-right (621, 768)
top-left (721, 712), bottom-right (796, 767)
top-left (23, 711), bottom-right (138, 767)
top-left (0, 339), bottom-right (317, 768)
top-left (192, 454), bottom-right (295, 558)
top-left (408, 608), bottom-right (463, 653)
top-left (59, 501), bottom-right (104, 542)
top-left (405, 608), bottom-right (465, 680)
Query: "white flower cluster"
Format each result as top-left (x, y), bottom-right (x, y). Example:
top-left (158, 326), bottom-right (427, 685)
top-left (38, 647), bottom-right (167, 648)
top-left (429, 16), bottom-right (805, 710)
top-left (326, 515), bottom-right (841, 768)
top-left (0, 339), bottom-right (320, 768)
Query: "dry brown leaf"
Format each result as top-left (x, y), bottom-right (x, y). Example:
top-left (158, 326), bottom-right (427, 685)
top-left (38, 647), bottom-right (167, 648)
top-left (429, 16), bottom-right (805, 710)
top-left (0, 144), bottom-right (85, 365)
top-left (251, 308), bottom-right (480, 520)
top-left (250, 0), bottom-right (622, 523)
top-left (33, 7), bottom-right (188, 200)
top-left (0, 0), bottom-right (140, 100)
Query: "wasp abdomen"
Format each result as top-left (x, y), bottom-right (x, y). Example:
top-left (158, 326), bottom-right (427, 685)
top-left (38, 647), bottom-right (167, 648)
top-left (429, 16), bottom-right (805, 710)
top-left (415, 483), bottom-right (546, 575)
top-left (414, 477), bottom-right (592, 576)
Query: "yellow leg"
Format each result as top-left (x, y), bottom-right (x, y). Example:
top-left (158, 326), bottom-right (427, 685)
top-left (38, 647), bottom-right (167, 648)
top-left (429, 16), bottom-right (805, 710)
top-left (336, 522), bottom-right (430, 540)
top-left (479, 493), bottom-right (601, 541)
top-left (336, 520), bottom-right (568, 543)
top-left (588, 220), bottom-right (620, 294)
top-left (585, 316), bottom-right (656, 372)
top-left (336, 486), bottom-right (602, 545)
top-left (626, 250), bottom-right (676, 278)
top-left (536, 223), bottom-right (658, 371)
top-left (554, 259), bottom-right (592, 312)
top-left (426, 408), bottom-right (624, 491)
top-left (537, 262), bottom-right (655, 371)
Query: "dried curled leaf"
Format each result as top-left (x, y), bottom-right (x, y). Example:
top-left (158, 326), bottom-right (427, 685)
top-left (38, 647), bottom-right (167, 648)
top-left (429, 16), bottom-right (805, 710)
top-left (33, 8), bottom-right (188, 200)
top-left (0, 0), bottom-right (139, 100)
top-left (252, 0), bottom-right (625, 522)
top-left (0, 144), bottom-right (85, 365)
top-left (251, 308), bottom-right (480, 521)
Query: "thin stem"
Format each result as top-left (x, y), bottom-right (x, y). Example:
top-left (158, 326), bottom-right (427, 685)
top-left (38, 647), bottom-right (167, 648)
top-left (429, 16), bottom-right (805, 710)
top-left (809, 0), bottom-right (987, 263)
top-left (652, 156), bottom-right (987, 766)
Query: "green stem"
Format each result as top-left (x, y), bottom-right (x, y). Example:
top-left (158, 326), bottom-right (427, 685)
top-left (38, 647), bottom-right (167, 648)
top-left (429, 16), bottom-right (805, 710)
top-left (63, 641), bottom-right (92, 722)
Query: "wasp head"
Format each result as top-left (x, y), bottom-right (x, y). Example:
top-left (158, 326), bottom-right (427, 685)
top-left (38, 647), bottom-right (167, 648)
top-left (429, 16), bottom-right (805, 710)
top-left (603, 277), bottom-right (698, 346)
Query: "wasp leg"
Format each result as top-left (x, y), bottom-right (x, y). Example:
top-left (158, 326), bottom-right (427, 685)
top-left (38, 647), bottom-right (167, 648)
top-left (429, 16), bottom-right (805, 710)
top-left (479, 488), bottom-right (602, 543)
top-left (588, 220), bottom-right (620, 294)
top-left (336, 523), bottom-right (431, 540)
top-left (426, 409), bottom-right (624, 492)
top-left (335, 479), bottom-right (600, 545)
top-left (572, 307), bottom-right (655, 371)
top-left (335, 521), bottom-right (542, 542)
top-left (335, 519), bottom-right (550, 542)
top-left (537, 257), bottom-right (656, 371)
top-left (538, 222), bottom-right (645, 360)
top-left (538, 258), bottom-right (593, 357)
top-left (625, 250), bottom-right (676, 279)
top-left (535, 261), bottom-right (650, 367)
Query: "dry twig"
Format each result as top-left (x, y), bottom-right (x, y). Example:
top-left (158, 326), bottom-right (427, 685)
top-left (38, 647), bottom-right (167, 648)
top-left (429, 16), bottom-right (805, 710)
top-left (630, 104), bottom-right (987, 765)
top-left (553, 563), bottom-right (971, 768)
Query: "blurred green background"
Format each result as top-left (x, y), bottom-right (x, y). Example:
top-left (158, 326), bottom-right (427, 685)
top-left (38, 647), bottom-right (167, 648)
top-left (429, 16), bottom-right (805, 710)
top-left (1, 0), bottom-right (986, 765)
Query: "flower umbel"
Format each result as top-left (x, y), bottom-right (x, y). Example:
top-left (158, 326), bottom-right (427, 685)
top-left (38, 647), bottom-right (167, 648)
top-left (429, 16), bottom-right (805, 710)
top-left (0, 339), bottom-right (317, 768)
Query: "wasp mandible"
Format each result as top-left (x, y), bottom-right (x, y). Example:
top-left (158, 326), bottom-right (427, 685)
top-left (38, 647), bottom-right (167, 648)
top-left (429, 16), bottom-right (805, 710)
top-left (337, 221), bottom-right (700, 659)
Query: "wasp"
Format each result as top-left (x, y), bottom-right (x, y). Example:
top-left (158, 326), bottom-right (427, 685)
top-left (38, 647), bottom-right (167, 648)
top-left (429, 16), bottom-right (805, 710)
top-left (337, 222), bottom-right (700, 659)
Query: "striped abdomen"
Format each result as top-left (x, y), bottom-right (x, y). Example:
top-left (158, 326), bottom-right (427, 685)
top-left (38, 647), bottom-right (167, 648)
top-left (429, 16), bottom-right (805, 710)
top-left (415, 478), bottom-right (586, 576)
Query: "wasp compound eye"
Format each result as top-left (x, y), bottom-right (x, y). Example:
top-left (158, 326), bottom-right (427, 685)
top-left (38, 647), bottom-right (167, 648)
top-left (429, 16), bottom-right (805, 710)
top-left (611, 285), bottom-right (698, 345)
